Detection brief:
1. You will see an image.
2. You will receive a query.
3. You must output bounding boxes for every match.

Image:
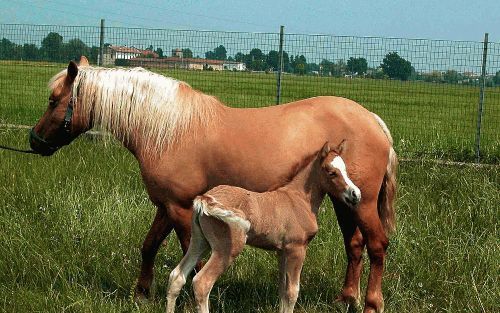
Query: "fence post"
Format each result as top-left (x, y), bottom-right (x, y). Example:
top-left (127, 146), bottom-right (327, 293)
top-left (474, 33), bottom-right (488, 163)
top-left (276, 25), bottom-right (284, 105)
top-left (98, 19), bottom-right (105, 66)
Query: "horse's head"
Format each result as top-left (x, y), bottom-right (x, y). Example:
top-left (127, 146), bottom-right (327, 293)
top-left (320, 140), bottom-right (361, 208)
top-left (30, 56), bottom-right (91, 156)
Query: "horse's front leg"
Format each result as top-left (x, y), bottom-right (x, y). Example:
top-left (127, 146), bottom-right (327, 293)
top-left (135, 204), bottom-right (174, 301)
top-left (330, 196), bottom-right (364, 308)
top-left (278, 245), bottom-right (307, 313)
top-left (135, 202), bottom-right (194, 301)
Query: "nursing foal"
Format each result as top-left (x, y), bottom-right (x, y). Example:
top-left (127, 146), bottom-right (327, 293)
top-left (166, 141), bottom-right (361, 313)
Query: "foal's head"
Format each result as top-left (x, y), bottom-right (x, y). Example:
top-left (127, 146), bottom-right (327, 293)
top-left (319, 141), bottom-right (361, 208)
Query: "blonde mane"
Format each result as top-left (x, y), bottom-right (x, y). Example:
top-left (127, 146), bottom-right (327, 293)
top-left (49, 66), bottom-right (221, 156)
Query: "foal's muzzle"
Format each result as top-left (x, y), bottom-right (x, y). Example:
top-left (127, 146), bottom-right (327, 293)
top-left (344, 187), bottom-right (361, 208)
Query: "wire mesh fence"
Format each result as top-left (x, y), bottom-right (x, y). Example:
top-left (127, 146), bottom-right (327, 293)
top-left (0, 23), bottom-right (498, 163)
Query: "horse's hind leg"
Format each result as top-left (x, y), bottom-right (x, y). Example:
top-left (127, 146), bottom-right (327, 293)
top-left (192, 218), bottom-right (246, 313)
top-left (330, 196), bottom-right (364, 308)
top-left (166, 214), bottom-right (209, 313)
top-left (135, 205), bottom-right (174, 301)
top-left (355, 199), bottom-right (388, 313)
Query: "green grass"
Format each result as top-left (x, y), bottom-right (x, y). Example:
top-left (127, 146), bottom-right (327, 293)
top-left (0, 61), bottom-right (498, 163)
top-left (0, 129), bottom-right (498, 312)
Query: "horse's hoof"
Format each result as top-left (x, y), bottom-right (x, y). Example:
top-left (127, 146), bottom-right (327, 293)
top-left (335, 294), bottom-right (360, 306)
top-left (335, 294), bottom-right (361, 312)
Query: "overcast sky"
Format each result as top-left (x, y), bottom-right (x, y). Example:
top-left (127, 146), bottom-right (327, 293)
top-left (1, 0), bottom-right (499, 42)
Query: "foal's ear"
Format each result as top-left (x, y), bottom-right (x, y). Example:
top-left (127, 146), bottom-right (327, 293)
top-left (320, 141), bottom-right (331, 158)
top-left (66, 60), bottom-right (79, 85)
top-left (79, 55), bottom-right (90, 67)
top-left (333, 139), bottom-right (347, 154)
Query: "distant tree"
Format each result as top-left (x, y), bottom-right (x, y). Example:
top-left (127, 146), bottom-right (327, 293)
top-left (381, 52), bottom-right (412, 80)
top-left (265, 50), bottom-right (289, 72)
top-left (22, 43), bottom-right (39, 60)
top-left (182, 48), bottom-right (193, 58)
top-left (0, 38), bottom-right (21, 60)
top-left (319, 59), bottom-right (333, 76)
top-left (307, 62), bottom-right (319, 73)
top-left (423, 71), bottom-right (443, 83)
top-left (247, 48), bottom-right (265, 71)
top-left (367, 67), bottom-right (386, 79)
top-left (331, 59), bottom-right (347, 77)
top-left (493, 71), bottom-right (500, 86)
top-left (266, 50), bottom-right (279, 70)
top-left (443, 70), bottom-right (460, 84)
top-left (214, 45), bottom-right (227, 60)
top-left (206, 45), bottom-right (227, 60)
top-left (63, 38), bottom-right (89, 61)
top-left (346, 57), bottom-right (368, 75)
top-left (41, 32), bottom-right (63, 62)
top-left (291, 54), bottom-right (307, 75)
top-left (234, 52), bottom-right (245, 62)
top-left (89, 46), bottom-right (99, 64)
top-left (155, 47), bottom-right (164, 58)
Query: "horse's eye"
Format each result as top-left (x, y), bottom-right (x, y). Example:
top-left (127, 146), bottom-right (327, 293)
top-left (328, 171), bottom-right (337, 177)
top-left (49, 99), bottom-right (57, 107)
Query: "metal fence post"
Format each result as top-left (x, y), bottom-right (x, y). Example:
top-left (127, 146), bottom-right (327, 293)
top-left (98, 19), bottom-right (105, 66)
top-left (475, 33), bottom-right (488, 163)
top-left (276, 25), bottom-right (284, 105)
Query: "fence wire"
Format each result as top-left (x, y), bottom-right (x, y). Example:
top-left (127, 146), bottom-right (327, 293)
top-left (0, 23), bottom-right (498, 163)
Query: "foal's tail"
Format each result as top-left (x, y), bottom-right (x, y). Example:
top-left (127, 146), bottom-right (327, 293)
top-left (372, 113), bottom-right (398, 235)
top-left (193, 194), bottom-right (251, 232)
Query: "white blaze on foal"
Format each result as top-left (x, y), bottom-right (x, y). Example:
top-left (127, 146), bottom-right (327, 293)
top-left (166, 141), bottom-right (361, 313)
top-left (330, 155), bottom-right (361, 207)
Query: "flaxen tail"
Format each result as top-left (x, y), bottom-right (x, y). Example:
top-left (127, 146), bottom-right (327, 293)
top-left (372, 113), bottom-right (398, 235)
top-left (193, 194), bottom-right (251, 232)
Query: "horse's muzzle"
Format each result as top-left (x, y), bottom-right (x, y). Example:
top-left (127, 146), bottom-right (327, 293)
top-left (29, 128), bottom-right (60, 156)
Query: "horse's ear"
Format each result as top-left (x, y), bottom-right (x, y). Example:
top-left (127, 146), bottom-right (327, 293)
top-left (334, 139), bottom-right (347, 154)
top-left (66, 60), bottom-right (78, 84)
top-left (79, 55), bottom-right (89, 67)
top-left (320, 141), bottom-right (330, 159)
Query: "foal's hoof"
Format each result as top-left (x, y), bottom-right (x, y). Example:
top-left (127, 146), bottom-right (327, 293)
top-left (133, 286), bottom-right (151, 304)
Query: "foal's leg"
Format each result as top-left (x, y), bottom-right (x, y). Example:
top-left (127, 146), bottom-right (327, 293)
top-left (192, 218), bottom-right (246, 313)
top-left (278, 245), bottom-right (307, 313)
top-left (166, 216), bottom-right (209, 313)
top-left (330, 196), bottom-right (365, 307)
top-left (135, 205), bottom-right (174, 300)
top-left (354, 199), bottom-right (388, 313)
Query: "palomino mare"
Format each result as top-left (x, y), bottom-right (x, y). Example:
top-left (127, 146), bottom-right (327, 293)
top-left (30, 57), bottom-right (397, 313)
top-left (166, 141), bottom-right (362, 313)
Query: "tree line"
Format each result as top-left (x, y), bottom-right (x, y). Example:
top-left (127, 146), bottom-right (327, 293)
top-left (1, 32), bottom-right (499, 86)
top-left (0, 33), bottom-right (100, 63)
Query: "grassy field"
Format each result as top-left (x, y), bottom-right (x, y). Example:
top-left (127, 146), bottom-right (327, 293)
top-left (0, 126), bottom-right (498, 312)
top-left (0, 60), bottom-right (498, 163)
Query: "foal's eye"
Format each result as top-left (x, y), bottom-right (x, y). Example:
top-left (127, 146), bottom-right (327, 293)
top-left (328, 171), bottom-right (337, 177)
top-left (48, 99), bottom-right (57, 107)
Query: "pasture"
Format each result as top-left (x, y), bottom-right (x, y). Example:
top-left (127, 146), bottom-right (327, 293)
top-left (0, 60), bottom-right (499, 163)
top-left (0, 61), bottom-right (498, 312)
top-left (0, 129), bottom-right (498, 313)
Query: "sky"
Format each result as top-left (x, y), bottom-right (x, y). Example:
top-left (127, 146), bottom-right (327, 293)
top-left (1, 0), bottom-right (499, 42)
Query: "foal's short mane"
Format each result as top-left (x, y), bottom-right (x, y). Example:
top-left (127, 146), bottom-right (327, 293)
top-left (268, 150), bottom-right (320, 191)
top-left (49, 66), bottom-right (221, 156)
